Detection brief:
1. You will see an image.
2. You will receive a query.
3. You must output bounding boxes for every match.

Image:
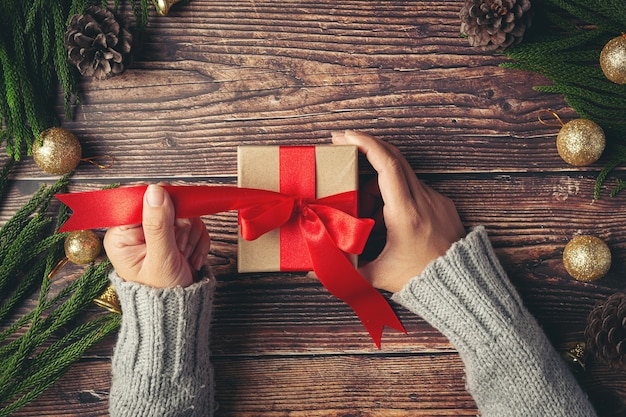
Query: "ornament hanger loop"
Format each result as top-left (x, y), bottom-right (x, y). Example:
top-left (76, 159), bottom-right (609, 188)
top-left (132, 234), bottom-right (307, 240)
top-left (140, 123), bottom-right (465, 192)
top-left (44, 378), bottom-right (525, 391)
top-left (81, 155), bottom-right (115, 169)
top-left (47, 257), bottom-right (70, 280)
top-left (538, 110), bottom-right (566, 127)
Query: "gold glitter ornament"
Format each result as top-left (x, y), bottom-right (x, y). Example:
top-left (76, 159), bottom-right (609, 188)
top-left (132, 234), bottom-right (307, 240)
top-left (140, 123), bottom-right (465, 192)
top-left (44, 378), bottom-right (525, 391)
top-left (556, 118), bottom-right (605, 166)
top-left (563, 235), bottom-right (611, 282)
top-left (94, 284), bottom-right (122, 314)
top-left (64, 230), bottom-right (102, 264)
top-left (562, 342), bottom-right (587, 373)
top-left (600, 34), bottom-right (626, 85)
top-left (154, 0), bottom-right (184, 15)
top-left (32, 127), bottom-right (82, 174)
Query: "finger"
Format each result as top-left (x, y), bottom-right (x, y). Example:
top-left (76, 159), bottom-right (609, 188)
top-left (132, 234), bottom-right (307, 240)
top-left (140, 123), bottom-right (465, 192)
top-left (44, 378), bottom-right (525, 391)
top-left (141, 184), bottom-right (178, 265)
top-left (175, 217), bottom-right (192, 255)
top-left (190, 226), bottom-right (211, 271)
top-left (333, 130), bottom-right (414, 217)
top-left (183, 217), bottom-right (205, 258)
top-left (104, 225), bottom-right (145, 249)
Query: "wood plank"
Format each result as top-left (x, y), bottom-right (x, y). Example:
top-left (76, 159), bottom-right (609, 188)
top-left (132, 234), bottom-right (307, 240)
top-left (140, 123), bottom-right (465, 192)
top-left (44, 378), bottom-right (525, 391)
top-left (9, 355), bottom-right (478, 417)
top-left (1, 0), bottom-right (591, 180)
top-left (9, 353), bottom-right (626, 417)
top-left (3, 1), bottom-right (626, 415)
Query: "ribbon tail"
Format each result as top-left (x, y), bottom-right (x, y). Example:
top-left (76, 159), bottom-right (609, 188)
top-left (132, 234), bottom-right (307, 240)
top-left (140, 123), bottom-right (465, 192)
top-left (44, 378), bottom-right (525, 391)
top-left (57, 186), bottom-right (147, 232)
top-left (347, 285), bottom-right (406, 349)
top-left (301, 210), bottom-right (405, 348)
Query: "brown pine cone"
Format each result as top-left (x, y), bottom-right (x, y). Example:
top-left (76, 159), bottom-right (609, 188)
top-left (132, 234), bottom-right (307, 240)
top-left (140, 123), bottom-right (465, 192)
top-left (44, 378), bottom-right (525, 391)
top-left (585, 292), bottom-right (626, 370)
top-left (64, 5), bottom-right (132, 80)
top-left (460, 0), bottom-right (532, 52)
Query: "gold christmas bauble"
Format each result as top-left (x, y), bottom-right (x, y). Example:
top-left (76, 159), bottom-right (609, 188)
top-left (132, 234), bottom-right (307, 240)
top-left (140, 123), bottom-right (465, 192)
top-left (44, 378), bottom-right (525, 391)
top-left (556, 119), bottom-right (605, 166)
top-left (154, 0), bottom-right (184, 15)
top-left (32, 127), bottom-right (82, 174)
top-left (600, 34), bottom-right (626, 85)
top-left (64, 230), bottom-right (102, 264)
top-left (563, 235), bottom-right (611, 282)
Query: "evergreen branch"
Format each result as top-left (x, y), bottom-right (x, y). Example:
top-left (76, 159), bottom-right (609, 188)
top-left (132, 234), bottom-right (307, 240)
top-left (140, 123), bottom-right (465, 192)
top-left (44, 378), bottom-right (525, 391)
top-left (540, 0), bottom-right (626, 32)
top-left (594, 145), bottom-right (626, 199)
top-left (0, 159), bottom-right (14, 198)
top-left (0, 41), bottom-right (29, 160)
top-left (0, 176), bottom-right (69, 261)
top-left (13, 260), bottom-right (112, 359)
top-left (0, 214), bottom-right (52, 295)
top-left (610, 179), bottom-right (626, 198)
top-left (0, 250), bottom-right (51, 327)
top-left (0, 314), bottom-right (120, 417)
top-left (505, 28), bottom-right (603, 57)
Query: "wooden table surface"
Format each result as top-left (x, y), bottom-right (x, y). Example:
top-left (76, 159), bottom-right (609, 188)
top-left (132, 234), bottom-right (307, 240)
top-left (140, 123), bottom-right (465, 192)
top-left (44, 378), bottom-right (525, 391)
top-left (2, 1), bottom-right (626, 416)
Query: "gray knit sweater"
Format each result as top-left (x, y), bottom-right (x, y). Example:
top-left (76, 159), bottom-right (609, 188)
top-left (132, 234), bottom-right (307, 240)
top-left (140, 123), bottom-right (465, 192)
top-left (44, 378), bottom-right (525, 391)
top-left (109, 226), bottom-right (597, 416)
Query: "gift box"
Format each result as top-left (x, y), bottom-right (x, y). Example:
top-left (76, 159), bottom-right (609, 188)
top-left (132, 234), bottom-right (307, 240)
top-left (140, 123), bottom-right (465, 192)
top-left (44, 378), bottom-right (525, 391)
top-left (237, 145), bottom-right (358, 272)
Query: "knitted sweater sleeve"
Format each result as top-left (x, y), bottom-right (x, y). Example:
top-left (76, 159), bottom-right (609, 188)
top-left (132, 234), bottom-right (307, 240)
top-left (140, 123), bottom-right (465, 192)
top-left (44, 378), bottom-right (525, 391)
top-left (391, 226), bottom-right (597, 417)
top-left (108, 271), bottom-right (216, 417)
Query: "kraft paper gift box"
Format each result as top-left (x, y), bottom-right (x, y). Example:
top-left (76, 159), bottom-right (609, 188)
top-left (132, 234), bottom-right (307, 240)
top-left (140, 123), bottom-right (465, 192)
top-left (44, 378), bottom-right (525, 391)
top-left (237, 145), bottom-right (359, 272)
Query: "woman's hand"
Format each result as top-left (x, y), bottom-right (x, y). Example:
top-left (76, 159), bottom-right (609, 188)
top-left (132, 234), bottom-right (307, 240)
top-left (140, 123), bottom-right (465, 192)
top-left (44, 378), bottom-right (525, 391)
top-left (103, 184), bottom-right (211, 288)
top-left (332, 130), bottom-right (465, 293)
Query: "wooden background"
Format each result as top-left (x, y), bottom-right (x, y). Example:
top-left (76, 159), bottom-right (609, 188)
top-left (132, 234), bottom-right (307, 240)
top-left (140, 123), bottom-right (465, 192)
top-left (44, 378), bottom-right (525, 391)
top-left (2, 0), bottom-right (626, 415)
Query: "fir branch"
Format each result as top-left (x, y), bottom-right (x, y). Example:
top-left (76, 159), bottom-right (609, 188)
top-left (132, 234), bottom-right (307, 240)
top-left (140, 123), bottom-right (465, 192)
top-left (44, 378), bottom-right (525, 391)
top-left (0, 160), bottom-right (14, 198)
top-left (594, 146), bottom-right (626, 199)
top-left (0, 314), bottom-right (120, 417)
top-left (610, 179), bottom-right (626, 197)
top-left (0, 176), bottom-right (69, 262)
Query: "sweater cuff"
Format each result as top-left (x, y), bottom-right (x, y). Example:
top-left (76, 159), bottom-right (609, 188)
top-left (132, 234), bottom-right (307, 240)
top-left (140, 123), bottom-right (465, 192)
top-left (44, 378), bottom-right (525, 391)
top-left (392, 226), bottom-right (528, 355)
top-left (109, 271), bottom-right (216, 417)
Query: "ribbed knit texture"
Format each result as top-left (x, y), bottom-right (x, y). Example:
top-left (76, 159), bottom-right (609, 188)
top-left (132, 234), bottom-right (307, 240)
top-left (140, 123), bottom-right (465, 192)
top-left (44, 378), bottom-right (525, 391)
top-left (392, 226), bottom-right (598, 417)
top-left (109, 272), bottom-right (216, 417)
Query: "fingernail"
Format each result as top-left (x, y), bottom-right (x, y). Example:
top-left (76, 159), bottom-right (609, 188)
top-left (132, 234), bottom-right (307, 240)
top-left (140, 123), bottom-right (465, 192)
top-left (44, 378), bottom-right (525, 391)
top-left (146, 184), bottom-right (165, 207)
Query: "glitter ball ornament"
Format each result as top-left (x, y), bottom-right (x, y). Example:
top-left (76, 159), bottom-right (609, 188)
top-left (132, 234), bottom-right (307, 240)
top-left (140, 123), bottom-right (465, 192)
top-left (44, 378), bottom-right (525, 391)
top-left (154, 0), bottom-right (184, 15)
top-left (64, 230), bottom-right (102, 264)
top-left (32, 127), bottom-right (82, 174)
top-left (563, 235), bottom-right (611, 282)
top-left (600, 34), bottom-right (626, 85)
top-left (556, 118), bottom-right (605, 166)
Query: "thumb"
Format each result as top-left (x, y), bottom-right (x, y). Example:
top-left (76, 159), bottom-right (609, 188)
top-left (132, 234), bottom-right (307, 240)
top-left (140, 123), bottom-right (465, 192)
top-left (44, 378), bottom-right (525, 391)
top-left (142, 184), bottom-right (178, 261)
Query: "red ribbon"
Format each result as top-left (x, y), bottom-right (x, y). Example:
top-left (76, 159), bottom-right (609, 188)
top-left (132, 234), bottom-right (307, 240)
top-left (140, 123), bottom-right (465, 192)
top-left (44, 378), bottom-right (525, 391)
top-left (56, 149), bottom-right (405, 347)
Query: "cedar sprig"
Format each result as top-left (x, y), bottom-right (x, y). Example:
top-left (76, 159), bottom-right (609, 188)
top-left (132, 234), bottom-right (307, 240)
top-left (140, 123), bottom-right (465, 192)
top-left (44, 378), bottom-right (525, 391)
top-left (0, 0), bottom-right (153, 161)
top-left (501, 0), bottom-right (626, 197)
top-left (0, 165), bottom-right (121, 415)
top-left (0, 314), bottom-right (120, 417)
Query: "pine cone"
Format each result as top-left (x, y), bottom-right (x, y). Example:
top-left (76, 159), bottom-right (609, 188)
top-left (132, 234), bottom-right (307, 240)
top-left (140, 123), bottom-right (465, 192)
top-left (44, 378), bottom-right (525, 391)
top-left (460, 0), bottom-right (532, 51)
top-left (585, 292), bottom-right (626, 370)
top-left (64, 5), bottom-right (132, 80)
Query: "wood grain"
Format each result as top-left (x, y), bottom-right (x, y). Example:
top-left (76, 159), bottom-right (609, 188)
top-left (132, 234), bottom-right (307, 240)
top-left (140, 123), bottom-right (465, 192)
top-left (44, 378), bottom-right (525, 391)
top-left (3, 0), bottom-right (626, 416)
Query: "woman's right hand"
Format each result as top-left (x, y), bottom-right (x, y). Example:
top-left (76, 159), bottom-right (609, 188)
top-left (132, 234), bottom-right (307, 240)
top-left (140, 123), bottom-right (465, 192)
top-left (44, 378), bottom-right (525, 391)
top-left (332, 130), bottom-right (465, 293)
